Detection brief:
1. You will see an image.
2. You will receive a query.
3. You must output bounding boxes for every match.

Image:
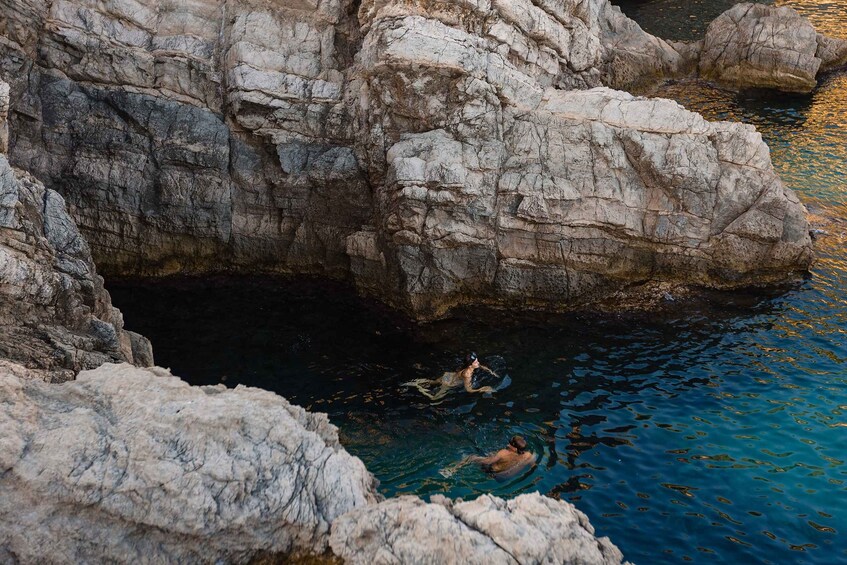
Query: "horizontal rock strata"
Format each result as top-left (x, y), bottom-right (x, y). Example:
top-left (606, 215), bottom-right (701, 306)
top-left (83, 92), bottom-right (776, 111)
top-left (0, 79), bottom-right (151, 380)
top-left (0, 363), bottom-right (381, 563)
top-left (0, 1), bottom-right (817, 319)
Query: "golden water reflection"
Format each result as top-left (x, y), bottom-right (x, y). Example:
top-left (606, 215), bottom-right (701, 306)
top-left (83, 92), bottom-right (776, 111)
top-left (776, 0), bottom-right (847, 38)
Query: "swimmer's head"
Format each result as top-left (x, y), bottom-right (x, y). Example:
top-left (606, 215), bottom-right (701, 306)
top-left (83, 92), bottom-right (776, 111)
top-left (463, 352), bottom-right (479, 369)
top-left (509, 435), bottom-right (528, 454)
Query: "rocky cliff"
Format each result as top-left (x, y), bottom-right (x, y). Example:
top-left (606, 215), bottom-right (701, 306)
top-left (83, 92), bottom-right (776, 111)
top-left (0, 1), bottom-right (817, 318)
top-left (0, 362), bottom-right (627, 564)
top-left (0, 79), bottom-right (151, 380)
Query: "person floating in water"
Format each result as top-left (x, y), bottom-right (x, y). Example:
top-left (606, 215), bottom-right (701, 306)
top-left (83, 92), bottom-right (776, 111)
top-left (468, 436), bottom-right (536, 476)
top-left (403, 352), bottom-right (498, 402)
top-left (440, 436), bottom-right (536, 479)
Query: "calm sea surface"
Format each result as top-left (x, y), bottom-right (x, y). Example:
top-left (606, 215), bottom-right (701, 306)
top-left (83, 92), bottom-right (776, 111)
top-left (110, 1), bottom-right (847, 563)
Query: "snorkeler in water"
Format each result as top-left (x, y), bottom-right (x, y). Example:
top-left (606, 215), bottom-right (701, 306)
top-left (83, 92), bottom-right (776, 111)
top-left (403, 352), bottom-right (498, 402)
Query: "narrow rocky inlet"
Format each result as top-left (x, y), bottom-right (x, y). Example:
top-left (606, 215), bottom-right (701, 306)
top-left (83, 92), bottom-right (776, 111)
top-left (0, 0), bottom-right (844, 563)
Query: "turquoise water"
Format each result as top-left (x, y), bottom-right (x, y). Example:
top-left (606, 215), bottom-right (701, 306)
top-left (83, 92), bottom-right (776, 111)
top-left (110, 2), bottom-right (847, 563)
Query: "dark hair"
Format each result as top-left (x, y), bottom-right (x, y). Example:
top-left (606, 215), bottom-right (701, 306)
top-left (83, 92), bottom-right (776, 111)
top-left (463, 352), bottom-right (478, 369)
top-left (509, 435), bottom-right (527, 454)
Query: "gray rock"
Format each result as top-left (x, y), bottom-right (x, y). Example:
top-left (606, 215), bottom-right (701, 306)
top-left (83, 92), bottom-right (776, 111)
top-left (0, 362), bottom-right (381, 563)
top-left (817, 33), bottom-right (847, 73)
top-left (350, 82), bottom-right (812, 317)
top-left (0, 79), bottom-right (152, 378)
top-left (330, 493), bottom-right (629, 564)
top-left (0, 1), bottom-right (817, 320)
top-left (700, 3), bottom-right (847, 93)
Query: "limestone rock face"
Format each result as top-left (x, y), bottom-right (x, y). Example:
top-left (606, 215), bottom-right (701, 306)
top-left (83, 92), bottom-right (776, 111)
top-left (330, 493), bottom-right (628, 564)
top-left (0, 1), bottom-right (816, 319)
top-left (1, 0), bottom-right (374, 276)
top-left (700, 3), bottom-right (847, 93)
top-left (0, 79), bottom-right (152, 380)
top-left (351, 82), bottom-right (812, 316)
top-left (0, 363), bottom-right (381, 563)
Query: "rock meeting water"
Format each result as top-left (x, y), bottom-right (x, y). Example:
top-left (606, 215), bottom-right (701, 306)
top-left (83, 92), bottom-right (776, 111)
top-left (110, 1), bottom-right (847, 563)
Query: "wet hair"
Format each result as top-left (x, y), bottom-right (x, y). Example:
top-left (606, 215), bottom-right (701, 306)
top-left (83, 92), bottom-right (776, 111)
top-left (463, 352), bottom-right (478, 369)
top-left (509, 436), bottom-right (528, 454)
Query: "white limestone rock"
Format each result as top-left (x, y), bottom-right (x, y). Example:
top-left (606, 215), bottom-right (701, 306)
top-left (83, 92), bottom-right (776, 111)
top-left (0, 363), bottom-right (381, 563)
top-left (0, 79), bottom-right (8, 153)
top-left (700, 3), bottom-right (847, 93)
top-left (330, 493), bottom-right (629, 564)
top-left (352, 75), bottom-right (812, 316)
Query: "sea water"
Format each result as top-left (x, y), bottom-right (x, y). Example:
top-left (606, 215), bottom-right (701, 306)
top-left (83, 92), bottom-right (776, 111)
top-left (109, 1), bottom-right (847, 562)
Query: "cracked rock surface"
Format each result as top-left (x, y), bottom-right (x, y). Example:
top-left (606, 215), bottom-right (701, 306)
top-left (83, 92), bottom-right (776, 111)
top-left (0, 362), bottom-right (381, 563)
top-left (699, 3), bottom-right (847, 92)
top-left (0, 1), bottom-right (816, 319)
top-left (330, 493), bottom-right (628, 564)
top-left (0, 79), bottom-right (151, 380)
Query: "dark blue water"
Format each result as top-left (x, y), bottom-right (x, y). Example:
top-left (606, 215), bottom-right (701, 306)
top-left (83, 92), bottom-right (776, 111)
top-left (109, 2), bottom-right (847, 563)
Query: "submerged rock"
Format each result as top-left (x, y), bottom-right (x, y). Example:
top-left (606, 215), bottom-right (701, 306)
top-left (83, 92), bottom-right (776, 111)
top-left (0, 1), bottom-right (816, 319)
top-left (700, 3), bottom-right (847, 93)
top-left (0, 79), bottom-right (151, 380)
top-left (331, 493), bottom-right (628, 564)
top-left (0, 363), bottom-right (380, 563)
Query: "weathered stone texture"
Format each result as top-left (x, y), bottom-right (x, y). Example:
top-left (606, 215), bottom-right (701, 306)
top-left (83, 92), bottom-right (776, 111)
top-left (0, 363), bottom-right (380, 563)
top-left (330, 493), bottom-right (629, 564)
top-left (700, 3), bottom-right (847, 93)
top-left (0, 77), bottom-right (151, 380)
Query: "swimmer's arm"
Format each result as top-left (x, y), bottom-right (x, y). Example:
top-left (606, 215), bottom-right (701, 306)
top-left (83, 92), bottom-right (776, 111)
top-left (478, 364), bottom-right (499, 377)
top-left (464, 381), bottom-right (495, 394)
top-left (449, 455), bottom-right (487, 471)
top-left (466, 454), bottom-right (498, 466)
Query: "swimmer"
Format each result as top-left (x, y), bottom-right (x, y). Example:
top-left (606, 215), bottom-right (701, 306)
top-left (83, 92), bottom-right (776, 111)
top-left (447, 436), bottom-right (536, 479)
top-left (403, 352), bottom-right (498, 402)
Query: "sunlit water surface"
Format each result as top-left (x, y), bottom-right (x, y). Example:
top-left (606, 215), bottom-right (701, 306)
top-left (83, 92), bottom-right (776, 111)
top-left (110, 1), bottom-right (847, 563)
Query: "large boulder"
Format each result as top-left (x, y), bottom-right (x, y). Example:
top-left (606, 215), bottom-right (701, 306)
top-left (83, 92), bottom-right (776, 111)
top-left (330, 493), bottom-right (627, 564)
top-left (0, 363), bottom-right (381, 563)
top-left (349, 75), bottom-right (813, 316)
top-left (699, 3), bottom-right (847, 93)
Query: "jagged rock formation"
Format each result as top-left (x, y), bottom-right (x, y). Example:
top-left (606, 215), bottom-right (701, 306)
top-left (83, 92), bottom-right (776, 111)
top-left (0, 362), bottom-right (627, 564)
top-left (331, 493), bottom-right (627, 564)
top-left (0, 79), bottom-right (151, 381)
top-left (0, 1), bottom-right (817, 319)
top-left (0, 363), bottom-right (381, 563)
top-left (699, 3), bottom-right (847, 93)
